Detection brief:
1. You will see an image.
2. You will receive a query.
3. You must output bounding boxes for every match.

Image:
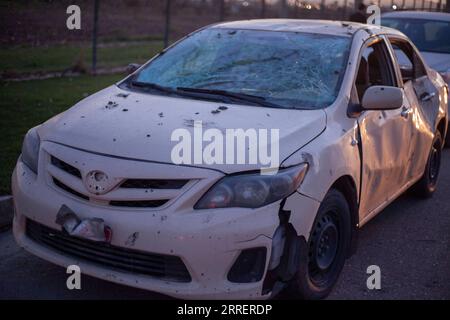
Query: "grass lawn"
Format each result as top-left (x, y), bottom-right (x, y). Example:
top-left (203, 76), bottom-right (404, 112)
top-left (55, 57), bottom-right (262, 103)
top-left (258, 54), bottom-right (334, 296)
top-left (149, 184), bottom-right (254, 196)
top-left (0, 74), bottom-right (123, 195)
top-left (0, 41), bottom-right (163, 75)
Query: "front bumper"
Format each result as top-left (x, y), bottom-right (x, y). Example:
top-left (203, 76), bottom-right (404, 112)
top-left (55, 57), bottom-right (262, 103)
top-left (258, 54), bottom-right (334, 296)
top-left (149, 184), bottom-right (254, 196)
top-left (12, 143), bottom-right (317, 299)
top-left (11, 142), bottom-right (319, 299)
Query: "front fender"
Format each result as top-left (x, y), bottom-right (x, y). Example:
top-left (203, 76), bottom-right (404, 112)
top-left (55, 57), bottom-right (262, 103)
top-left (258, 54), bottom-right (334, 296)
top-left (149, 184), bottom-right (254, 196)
top-left (282, 118), bottom-right (361, 205)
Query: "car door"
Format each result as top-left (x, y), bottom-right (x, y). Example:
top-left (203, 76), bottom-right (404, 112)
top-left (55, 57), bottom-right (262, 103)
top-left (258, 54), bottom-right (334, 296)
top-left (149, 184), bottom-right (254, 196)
top-left (355, 38), bottom-right (415, 221)
top-left (385, 37), bottom-right (438, 180)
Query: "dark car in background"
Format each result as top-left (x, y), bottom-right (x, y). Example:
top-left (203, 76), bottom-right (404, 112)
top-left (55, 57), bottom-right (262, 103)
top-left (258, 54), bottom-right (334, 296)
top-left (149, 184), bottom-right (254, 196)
top-left (381, 11), bottom-right (450, 145)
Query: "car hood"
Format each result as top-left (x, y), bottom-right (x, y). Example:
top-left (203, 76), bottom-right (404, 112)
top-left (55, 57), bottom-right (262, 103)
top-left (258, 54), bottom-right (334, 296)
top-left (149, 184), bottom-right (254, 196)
top-left (39, 85), bottom-right (327, 174)
top-left (420, 51), bottom-right (450, 73)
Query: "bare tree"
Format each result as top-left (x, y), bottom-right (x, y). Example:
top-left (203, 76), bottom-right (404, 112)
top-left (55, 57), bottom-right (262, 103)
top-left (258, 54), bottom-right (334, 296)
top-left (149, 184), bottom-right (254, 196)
top-left (343, 0), bottom-right (349, 19)
top-left (354, 0), bottom-right (363, 11)
top-left (164, 0), bottom-right (171, 48)
top-left (261, 0), bottom-right (266, 18)
top-left (219, 0), bottom-right (225, 21)
top-left (279, 0), bottom-right (288, 18)
top-left (321, 0), bottom-right (326, 14)
top-left (92, 0), bottom-right (100, 74)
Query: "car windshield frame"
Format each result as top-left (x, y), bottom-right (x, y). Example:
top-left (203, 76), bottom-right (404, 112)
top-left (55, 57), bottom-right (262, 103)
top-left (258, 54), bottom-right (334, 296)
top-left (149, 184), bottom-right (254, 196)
top-left (381, 17), bottom-right (450, 54)
top-left (120, 28), bottom-right (352, 110)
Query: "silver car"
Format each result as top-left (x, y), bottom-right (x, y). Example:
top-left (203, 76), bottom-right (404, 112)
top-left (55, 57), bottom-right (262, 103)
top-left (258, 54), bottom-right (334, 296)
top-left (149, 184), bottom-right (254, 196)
top-left (382, 10), bottom-right (450, 145)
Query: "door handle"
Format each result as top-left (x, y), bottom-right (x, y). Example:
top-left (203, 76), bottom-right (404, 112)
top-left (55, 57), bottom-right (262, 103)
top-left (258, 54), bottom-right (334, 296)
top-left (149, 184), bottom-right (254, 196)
top-left (401, 106), bottom-right (412, 118)
top-left (420, 92), bottom-right (435, 102)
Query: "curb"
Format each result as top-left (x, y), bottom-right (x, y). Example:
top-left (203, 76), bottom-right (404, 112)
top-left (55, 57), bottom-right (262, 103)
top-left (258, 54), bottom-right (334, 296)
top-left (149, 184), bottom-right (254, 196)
top-left (0, 195), bottom-right (13, 229)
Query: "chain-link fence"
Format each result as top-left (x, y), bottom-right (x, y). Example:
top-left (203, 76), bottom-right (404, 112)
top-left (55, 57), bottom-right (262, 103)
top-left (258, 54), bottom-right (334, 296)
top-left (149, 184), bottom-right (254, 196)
top-left (1, 0), bottom-right (449, 77)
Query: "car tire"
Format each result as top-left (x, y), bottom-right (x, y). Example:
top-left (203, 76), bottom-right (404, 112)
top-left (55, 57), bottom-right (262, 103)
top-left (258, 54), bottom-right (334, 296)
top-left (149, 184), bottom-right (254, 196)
top-left (414, 131), bottom-right (442, 198)
top-left (284, 189), bottom-right (351, 300)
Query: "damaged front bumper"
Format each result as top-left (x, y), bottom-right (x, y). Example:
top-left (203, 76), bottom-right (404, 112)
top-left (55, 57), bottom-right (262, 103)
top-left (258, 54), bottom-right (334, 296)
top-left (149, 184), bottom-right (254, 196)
top-left (11, 142), bottom-right (319, 299)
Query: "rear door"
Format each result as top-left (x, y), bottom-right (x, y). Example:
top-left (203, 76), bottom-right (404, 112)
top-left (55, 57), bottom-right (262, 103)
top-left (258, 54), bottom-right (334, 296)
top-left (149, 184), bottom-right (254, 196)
top-left (386, 36), bottom-right (437, 179)
top-left (355, 38), bottom-right (414, 221)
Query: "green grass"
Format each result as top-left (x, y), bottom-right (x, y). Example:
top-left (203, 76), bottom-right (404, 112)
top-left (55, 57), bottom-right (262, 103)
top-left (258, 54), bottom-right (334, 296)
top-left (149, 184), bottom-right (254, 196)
top-left (0, 41), bottom-right (163, 75)
top-left (0, 74), bottom-right (123, 195)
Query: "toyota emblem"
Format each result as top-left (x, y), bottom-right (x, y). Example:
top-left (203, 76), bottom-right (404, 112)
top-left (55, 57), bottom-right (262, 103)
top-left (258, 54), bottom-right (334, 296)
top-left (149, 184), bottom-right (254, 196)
top-left (85, 170), bottom-right (112, 195)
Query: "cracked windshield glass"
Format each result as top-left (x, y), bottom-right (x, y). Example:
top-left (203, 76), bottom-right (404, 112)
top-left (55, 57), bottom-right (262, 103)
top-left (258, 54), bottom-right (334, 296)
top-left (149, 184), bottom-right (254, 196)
top-left (134, 28), bottom-right (351, 109)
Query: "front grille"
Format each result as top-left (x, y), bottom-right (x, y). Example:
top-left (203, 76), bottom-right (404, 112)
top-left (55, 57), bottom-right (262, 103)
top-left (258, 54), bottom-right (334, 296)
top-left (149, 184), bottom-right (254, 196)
top-left (110, 200), bottom-right (169, 208)
top-left (48, 153), bottom-right (189, 208)
top-left (120, 179), bottom-right (188, 189)
top-left (53, 178), bottom-right (89, 201)
top-left (26, 219), bottom-right (191, 282)
top-left (51, 156), bottom-right (82, 178)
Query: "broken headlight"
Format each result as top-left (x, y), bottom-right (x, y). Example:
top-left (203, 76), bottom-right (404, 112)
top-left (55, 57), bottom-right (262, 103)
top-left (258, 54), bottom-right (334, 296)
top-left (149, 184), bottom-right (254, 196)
top-left (21, 126), bottom-right (41, 174)
top-left (195, 164), bottom-right (308, 209)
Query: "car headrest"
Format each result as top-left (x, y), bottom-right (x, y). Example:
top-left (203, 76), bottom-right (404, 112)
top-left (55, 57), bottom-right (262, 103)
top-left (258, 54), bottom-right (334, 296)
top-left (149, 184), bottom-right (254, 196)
top-left (356, 57), bottom-right (369, 86)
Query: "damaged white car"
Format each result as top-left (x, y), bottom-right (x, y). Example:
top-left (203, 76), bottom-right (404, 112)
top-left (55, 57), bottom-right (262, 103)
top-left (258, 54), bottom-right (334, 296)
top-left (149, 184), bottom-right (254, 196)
top-left (12, 20), bottom-right (448, 300)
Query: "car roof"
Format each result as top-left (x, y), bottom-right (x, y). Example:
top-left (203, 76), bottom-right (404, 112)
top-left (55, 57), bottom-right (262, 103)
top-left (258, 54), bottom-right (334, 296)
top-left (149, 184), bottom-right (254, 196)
top-left (212, 19), bottom-right (405, 38)
top-left (213, 19), bottom-right (372, 35)
top-left (382, 10), bottom-right (450, 22)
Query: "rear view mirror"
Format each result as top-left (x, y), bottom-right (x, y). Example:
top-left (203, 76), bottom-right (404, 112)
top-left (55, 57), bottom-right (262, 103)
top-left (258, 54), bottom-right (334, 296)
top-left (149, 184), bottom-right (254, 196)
top-left (361, 86), bottom-right (403, 110)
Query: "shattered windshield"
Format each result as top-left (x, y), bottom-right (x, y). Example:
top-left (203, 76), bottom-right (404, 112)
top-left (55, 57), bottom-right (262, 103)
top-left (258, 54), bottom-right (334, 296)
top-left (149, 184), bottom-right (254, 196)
top-left (133, 28), bottom-right (351, 109)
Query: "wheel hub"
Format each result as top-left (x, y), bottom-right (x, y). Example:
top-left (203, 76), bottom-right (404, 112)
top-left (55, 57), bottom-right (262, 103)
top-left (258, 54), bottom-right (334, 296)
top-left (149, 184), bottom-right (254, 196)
top-left (429, 141), bottom-right (441, 183)
top-left (315, 221), bottom-right (338, 270)
top-left (309, 214), bottom-right (339, 274)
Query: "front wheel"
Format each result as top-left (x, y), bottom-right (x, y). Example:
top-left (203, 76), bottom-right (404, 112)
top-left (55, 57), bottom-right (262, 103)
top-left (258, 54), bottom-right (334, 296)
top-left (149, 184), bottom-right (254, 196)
top-left (414, 131), bottom-right (442, 198)
top-left (285, 189), bottom-right (351, 300)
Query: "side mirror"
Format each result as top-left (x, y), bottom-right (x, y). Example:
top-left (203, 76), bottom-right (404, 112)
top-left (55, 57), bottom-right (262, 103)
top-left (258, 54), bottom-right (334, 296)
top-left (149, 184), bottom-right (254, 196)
top-left (126, 63), bottom-right (141, 75)
top-left (361, 86), bottom-right (403, 110)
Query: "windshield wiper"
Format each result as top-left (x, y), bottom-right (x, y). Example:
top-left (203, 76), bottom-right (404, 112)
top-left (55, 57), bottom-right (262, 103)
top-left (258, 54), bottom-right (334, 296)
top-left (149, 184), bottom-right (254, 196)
top-left (129, 82), bottom-right (287, 108)
top-left (176, 87), bottom-right (284, 109)
top-left (130, 81), bottom-right (178, 94)
top-left (129, 80), bottom-right (231, 103)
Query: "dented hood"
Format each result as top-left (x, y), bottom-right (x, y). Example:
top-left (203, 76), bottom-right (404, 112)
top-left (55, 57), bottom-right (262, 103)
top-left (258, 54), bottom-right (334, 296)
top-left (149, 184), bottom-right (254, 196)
top-left (39, 85), bottom-right (326, 173)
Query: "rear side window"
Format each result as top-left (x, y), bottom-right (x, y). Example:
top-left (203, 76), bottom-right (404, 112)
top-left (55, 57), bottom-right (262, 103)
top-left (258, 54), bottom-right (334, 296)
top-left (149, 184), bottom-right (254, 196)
top-left (388, 38), bottom-right (427, 84)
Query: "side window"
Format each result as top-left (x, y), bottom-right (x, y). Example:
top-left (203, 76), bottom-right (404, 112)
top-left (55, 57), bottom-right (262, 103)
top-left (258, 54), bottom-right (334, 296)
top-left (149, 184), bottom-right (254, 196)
top-left (388, 39), bottom-right (427, 84)
top-left (355, 41), bottom-right (395, 101)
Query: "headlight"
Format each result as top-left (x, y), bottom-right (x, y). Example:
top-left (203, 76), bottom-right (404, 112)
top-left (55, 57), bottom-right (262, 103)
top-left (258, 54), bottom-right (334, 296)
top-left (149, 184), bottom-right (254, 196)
top-left (195, 164), bottom-right (308, 209)
top-left (21, 127), bottom-right (41, 174)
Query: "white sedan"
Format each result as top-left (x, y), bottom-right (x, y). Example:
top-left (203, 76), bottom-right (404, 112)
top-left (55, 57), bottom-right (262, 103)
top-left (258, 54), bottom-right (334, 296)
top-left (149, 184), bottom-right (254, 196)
top-left (12, 20), bottom-right (448, 299)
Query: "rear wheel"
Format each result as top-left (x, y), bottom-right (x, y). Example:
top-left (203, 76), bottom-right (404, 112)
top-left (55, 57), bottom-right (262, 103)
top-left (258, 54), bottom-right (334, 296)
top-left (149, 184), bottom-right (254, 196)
top-left (414, 131), bottom-right (442, 198)
top-left (445, 128), bottom-right (450, 148)
top-left (285, 189), bottom-right (351, 300)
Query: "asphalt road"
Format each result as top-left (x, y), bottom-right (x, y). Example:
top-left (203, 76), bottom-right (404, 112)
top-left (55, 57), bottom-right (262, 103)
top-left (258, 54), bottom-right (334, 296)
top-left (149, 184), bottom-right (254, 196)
top-left (1, 151), bottom-right (449, 300)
